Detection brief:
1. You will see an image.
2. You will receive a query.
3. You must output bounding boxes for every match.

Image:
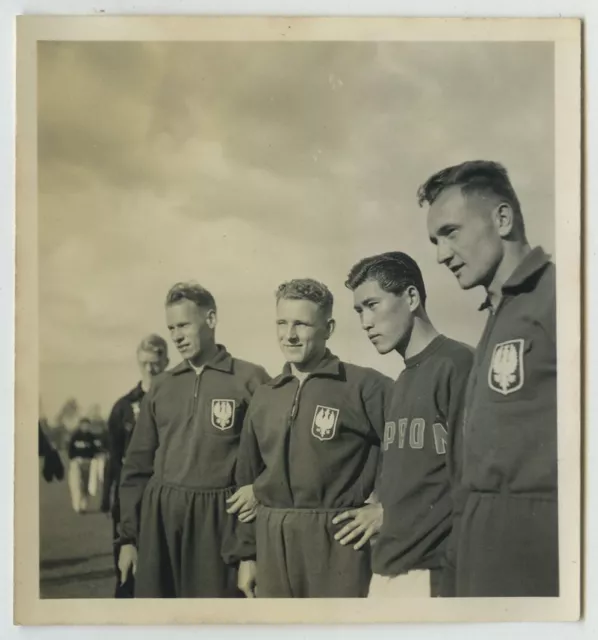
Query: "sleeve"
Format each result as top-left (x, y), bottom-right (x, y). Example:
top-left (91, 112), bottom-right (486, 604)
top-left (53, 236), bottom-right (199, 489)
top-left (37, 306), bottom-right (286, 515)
top-left (104, 400), bottom-right (126, 504)
top-left (247, 366), bottom-right (272, 395)
top-left (118, 391), bottom-right (159, 545)
top-left (363, 374), bottom-right (393, 444)
top-left (438, 350), bottom-right (474, 595)
top-left (362, 374), bottom-right (393, 502)
top-left (223, 398), bottom-right (265, 564)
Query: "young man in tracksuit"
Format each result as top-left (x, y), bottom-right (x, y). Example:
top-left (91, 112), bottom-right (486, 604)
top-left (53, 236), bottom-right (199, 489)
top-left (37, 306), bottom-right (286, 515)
top-left (67, 418), bottom-right (99, 513)
top-left (103, 334), bottom-right (170, 598)
top-left (118, 282), bottom-right (270, 598)
top-left (343, 252), bottom-right (474, 598)
top-left (230, 279), bottom-right (391, 598)
top-left (421, 160), bottom-right (558, 597)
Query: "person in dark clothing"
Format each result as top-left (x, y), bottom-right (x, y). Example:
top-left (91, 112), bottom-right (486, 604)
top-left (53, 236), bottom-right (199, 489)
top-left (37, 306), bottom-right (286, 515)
top-left (38, 420), bottom-right (64, 483)
top-left (118, 282), bottom-right (270, 598)
top-left (420, 160), bottom-right (558, 597)
top-left (230, 279), bottom-right (391, 598)
top-left (67, 418), bottom-right (99, 513)
top-left (344, 252), bottom-right (474, 598)
top-left (103, 334), bottom-right (170, 598)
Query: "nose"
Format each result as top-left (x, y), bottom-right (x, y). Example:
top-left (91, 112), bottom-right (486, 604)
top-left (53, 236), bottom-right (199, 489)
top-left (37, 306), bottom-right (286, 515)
top-left (360, 311), bottom-right (374, 332)
top-left (436, 239), bottom-right (454, 266)
top-left (286, 326), bottom-right (299, 343)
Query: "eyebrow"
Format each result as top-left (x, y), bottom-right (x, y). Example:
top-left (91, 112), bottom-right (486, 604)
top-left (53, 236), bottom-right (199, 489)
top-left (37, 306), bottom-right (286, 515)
top-left (430, 222), bottom-right (459, 243)
top-left (353, 296), bottom-right (377, 311)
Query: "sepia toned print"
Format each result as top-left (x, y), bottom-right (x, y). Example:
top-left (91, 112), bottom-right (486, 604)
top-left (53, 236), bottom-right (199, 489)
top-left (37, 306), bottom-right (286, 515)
top-left (15, 16), bottom-right (580, 624)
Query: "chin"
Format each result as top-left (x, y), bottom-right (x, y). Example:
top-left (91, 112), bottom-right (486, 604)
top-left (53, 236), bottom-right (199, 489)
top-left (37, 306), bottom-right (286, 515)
top-left (373, 342), bottom-right (394, 355)
top-left (283, 353), bottom-right (304, 364)
top-left (457, 276), bottom-right (480, 290)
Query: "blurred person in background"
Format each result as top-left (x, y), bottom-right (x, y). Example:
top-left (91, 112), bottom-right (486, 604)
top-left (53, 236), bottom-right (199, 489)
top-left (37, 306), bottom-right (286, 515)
top-left (103, 334), bottom-right (170, 599)
top-left (67, 418), bottom-right (99, 514)
top-left (88, 404), bottom-right (109, 500)
top-left (38, 399), bottom-right (64, 483)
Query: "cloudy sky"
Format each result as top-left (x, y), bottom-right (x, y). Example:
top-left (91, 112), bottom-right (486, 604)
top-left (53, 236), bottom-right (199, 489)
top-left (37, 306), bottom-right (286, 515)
top-left (38, 41), bottom-right (555, 419)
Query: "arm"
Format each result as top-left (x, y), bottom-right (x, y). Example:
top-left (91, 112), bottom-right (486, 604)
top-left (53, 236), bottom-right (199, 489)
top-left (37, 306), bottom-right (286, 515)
top-left (439, 351), bottom-right (474, 596)
top-left (224, 402), bottom-right (266, 598)
top-left (223, 405), bottom-right (265, 565)
top-left (103, 400), bottom-right (125, 511)
top-left (225, 368), bottom-right (271, 523)
top-left (332, 375), bottom-right (391, 549)
top-left (118, 392), bottom-right (159, 545)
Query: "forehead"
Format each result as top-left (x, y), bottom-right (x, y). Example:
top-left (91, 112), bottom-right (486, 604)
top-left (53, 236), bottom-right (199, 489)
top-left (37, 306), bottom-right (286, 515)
top-left (353, 279), bottom-right (394, 302)
top-left (276, 297), bottom-right (324, 321)
top-left (427, 186), bottom-right (470, 226)
top-left (427, 186), bottom-right (495, 234)
top-left (137, 349), bottom-right (163, 363)
top-left (165, 299), bottom-right (203, 321)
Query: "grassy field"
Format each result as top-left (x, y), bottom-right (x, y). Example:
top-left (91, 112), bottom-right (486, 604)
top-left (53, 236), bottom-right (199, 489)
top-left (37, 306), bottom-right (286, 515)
top-left (39, 457), bottom-right (115, 599)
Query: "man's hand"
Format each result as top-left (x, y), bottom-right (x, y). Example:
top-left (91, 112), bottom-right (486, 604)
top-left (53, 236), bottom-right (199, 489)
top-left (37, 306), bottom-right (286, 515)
top-left (118, 544), bottom-right (138, 585)
top-left (226, 485), bottom-right (258, 523)
top-left (238, 560), bottom-right (257, 598)
top-left (332, 503), bottom-right (383, 550)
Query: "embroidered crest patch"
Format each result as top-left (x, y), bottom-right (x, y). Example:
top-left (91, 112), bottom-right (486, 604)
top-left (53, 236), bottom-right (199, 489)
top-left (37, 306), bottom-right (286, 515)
top-left (311, 405), bottom-right (339, 441)
top-left (488, 339), bottom-right (525, 395)
top-left (211, 399), bottom-right (236, 430)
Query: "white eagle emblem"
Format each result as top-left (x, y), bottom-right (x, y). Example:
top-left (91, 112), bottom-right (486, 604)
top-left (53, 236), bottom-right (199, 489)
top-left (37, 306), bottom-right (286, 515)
top-left (211, 399), bottom-right (236, 430)
top-left (488, 339), bottom-right (525, 395)
top-left (311, 405), bottom-right (340, 441)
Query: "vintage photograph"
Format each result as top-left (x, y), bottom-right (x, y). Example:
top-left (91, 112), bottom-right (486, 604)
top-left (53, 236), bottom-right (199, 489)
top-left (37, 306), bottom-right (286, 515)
top-left (15, 16), bottom-right (581, 625)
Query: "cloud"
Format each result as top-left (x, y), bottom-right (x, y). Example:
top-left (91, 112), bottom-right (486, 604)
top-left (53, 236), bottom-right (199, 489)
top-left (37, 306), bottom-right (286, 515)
top-left (37, 40), bottom-right (555, 416)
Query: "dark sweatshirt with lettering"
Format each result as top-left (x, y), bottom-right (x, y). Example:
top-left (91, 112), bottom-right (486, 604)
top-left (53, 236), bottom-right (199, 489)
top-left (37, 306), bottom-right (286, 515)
top-left (373, 335), bottom-right (474, 578)
top-left (229, 350), bottom-right (392, 562)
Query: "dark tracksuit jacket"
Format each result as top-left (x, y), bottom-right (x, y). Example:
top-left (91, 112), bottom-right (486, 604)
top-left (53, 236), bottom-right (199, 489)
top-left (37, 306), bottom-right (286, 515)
top-left (68, 429), bottom-right (98, 461)
top-left (104, 382), bottom-right (145, 598)
top-left (375, 335), bottom-right (474, 597)
top-left (229, 350), bottom-right (391, 598)
top-left (456, 247), bottom-right (558, 597)
top-left (119, 345), bottom-right (270, 598)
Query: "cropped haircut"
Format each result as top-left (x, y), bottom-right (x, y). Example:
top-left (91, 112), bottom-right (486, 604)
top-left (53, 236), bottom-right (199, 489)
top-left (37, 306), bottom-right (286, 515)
top-left (276, 278), bottom-right (334, 319)
top-left (137, 334), bottom-right (168, 358)
top-left (417, 160), bottom-right (525, 236)
top-left (345, 251), bottom-right (427, 308)
top-left (165, 282), bottom-right (217, 312)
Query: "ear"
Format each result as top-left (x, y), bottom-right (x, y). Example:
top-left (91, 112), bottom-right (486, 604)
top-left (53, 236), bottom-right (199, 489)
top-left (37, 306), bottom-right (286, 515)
top-left (326, 318), bottom-right (336, 339)
top-left (206, 309), bottom-right (217, 330)
top-left (493, 202), bottom-right (515, 238)
top-left (405, 285), bottom-right (421, 313)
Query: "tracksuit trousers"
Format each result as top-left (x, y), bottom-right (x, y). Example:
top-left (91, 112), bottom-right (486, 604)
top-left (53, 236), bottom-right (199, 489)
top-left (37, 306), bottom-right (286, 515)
top-left (255, 505), bottom-right (372, 598)
top-left (134, 480), bottom-right (242, 598)
top-left (456, 492), bottom-right (559, 597)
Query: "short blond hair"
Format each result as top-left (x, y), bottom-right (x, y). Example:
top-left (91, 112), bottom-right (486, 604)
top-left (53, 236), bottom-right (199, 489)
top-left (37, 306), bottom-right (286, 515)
top-left (137, 334), bottom-right (168, 358)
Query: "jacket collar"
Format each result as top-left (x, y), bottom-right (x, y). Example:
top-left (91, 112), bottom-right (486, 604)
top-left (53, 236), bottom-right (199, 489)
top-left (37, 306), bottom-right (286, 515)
top-left (170, 344), bottom-right (234, 376)
top-left (479, 246), bottom-right (552, 311)
top-left (125, 382), bottom-right (145, 402)
top-left (268, 349), bottom-right (343, 388)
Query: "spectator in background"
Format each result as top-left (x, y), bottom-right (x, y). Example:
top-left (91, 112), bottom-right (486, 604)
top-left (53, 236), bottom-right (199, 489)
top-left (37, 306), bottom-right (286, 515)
top-left (67, 418), bottom-right (99, 513)
top-left (38, 420), bottom-right (64, 483)
top-left (103, 334), bottom-right (170, 599)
